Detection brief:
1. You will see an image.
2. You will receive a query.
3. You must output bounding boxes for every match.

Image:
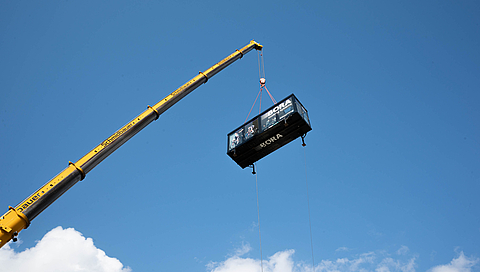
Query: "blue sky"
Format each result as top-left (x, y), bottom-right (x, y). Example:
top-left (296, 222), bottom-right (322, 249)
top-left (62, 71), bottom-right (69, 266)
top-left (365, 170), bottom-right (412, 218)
top-left (1, 1), bottom-right (479, 271)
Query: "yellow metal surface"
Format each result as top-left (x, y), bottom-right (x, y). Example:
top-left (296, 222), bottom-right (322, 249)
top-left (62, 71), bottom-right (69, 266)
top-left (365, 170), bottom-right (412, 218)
top-left (69, 161), bottom-right (85, 180)
top-left (0, 207), bottom-right (29, 248)
top-left (75, 108), bottom-right (155, 172)
top-left (250, 40), bottom-right (263, 50)
top-left (15, 165), bottom-right (79, 215)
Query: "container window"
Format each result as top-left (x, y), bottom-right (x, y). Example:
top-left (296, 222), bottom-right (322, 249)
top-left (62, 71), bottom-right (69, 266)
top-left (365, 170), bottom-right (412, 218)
top-left (260, 110), bottom-right (278, 131)
top-left (278, 98), bottom-right (294, 121)
top-left (244, 119), bottom-right (259, 141)
top-left (229, 128), bottom-right (244, 151)
top-left (302, 107), bottom-right (309, 124)
top-left (296, 100), bottom-right (310, 125)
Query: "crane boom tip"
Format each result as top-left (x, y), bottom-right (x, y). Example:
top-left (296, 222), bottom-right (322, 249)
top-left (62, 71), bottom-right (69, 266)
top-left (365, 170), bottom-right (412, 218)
top-left (251, 40), bottom-right (263, 50)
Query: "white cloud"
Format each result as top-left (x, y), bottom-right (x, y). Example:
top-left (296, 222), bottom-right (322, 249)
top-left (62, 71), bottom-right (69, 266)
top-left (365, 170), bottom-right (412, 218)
top-left (208, 247), bottom-right (382, 272)
top-left (375, 256), bottom-right (416, 272)
top-left (208, 249), bottom-right (296, 272)
top-left (234, 242), bottom-right (253, 257)
top-left (428, 251), bottom-right (479, 272)
top-left (397, 245), bottom-right (409, 255)
top-left (0, 226), bottom-right (131, 272)
top-left (336, 247), bottom-right (351, 252)
top-left (315, 252), bottom-right (377, 272)
top-left (207, 246), bottom-right (478, 272)
top-left (2, 227), bottom-right (478, 272)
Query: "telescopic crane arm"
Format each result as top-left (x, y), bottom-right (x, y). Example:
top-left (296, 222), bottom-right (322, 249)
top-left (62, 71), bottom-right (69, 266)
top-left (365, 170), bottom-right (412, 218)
top-left (0, 40), bottom-right (263, 249)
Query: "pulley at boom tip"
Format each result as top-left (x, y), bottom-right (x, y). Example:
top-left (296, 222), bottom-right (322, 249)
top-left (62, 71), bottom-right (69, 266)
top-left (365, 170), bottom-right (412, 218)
top-left (251, 40), bottom-right (263, 50)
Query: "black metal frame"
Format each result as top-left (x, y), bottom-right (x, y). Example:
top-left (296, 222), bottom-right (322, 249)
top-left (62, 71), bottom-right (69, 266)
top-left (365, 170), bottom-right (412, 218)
top-left (227, 94), bottom-right (312, 168)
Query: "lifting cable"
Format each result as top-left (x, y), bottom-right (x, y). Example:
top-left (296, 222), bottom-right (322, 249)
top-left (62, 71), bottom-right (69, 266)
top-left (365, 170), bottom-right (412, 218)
top-left (302, 135), bottom-right (316, 270)
top-left (258, 49), bottom-right (276, 104)
top-left (245, 49), bottom-right (317, 272)
top-left (245, 89), bottom-right (262, 123)
top-left (252, 163), bottom-right (265, 272)
top-left (250, 138), bottom-right (314, 272)
top-left (258, 48), bottom-right (265, 80)
top-left (244, 49), bottom-right (276, 123)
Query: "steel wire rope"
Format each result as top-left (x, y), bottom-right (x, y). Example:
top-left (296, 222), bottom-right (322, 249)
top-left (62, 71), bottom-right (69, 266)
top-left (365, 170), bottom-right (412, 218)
top-left (258, 49), bottom-right (265, 80)
top-left (245, 49), bottom-right (275, 122)
top-left (259, 88), bottom-right (263, 114)
top-left (263, 85), bottom-right (276, 104)
top-left (303, 144), bottom-right (316, 271)
top-left (258, 49), bottom-right (276, 104)
top-left (254, 163), bottom-right (265, 272)
top-left (245, 89), bottom-right (262, 124)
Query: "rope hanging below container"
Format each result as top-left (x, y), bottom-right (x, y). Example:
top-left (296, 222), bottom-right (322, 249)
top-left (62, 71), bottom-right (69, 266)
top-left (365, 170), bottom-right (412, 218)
top-left (253, 163), bottom-right (264, 272)
top-left (302, 139), bottom-right (315, 270)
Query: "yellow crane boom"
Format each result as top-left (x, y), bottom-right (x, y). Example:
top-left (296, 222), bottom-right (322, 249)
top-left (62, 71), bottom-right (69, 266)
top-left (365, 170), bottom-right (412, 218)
top-left (0, 40), bottom-right (263, 248)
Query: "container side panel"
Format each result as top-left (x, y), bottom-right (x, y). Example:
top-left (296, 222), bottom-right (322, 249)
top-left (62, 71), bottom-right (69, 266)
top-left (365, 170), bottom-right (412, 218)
top-left (226, 94), bottom-right (312, 168)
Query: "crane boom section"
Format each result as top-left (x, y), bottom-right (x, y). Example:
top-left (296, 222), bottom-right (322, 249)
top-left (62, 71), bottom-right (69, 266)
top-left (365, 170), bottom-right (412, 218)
top-left (0, 40), bottom-right (263, 249)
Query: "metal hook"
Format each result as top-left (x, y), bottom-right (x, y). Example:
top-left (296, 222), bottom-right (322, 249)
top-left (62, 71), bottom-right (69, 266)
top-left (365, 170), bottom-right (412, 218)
top-left (250, 164), bottom-right (256, 175)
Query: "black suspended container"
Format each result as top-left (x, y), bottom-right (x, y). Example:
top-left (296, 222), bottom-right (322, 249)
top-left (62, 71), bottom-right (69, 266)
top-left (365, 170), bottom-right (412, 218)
top-left (227, 94), bottom-right (312, 168)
